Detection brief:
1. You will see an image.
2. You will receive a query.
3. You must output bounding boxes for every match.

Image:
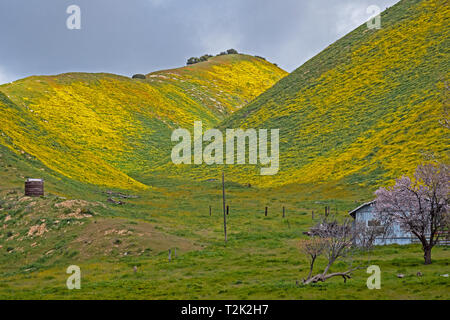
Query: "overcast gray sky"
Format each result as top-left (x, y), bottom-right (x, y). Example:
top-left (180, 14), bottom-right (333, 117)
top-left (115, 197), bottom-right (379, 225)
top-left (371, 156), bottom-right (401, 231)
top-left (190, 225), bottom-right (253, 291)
top-left (0, 0), bottom-right (399, 84)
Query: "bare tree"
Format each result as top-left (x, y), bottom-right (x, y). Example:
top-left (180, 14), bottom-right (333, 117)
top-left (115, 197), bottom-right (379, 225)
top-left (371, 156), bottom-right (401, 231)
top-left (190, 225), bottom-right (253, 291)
top-left (375, 163), bottom-right (449, 265)
top-left (298, 238), bottom-right (327, 281)
top-left (301, 216), bottom-right (365, 284)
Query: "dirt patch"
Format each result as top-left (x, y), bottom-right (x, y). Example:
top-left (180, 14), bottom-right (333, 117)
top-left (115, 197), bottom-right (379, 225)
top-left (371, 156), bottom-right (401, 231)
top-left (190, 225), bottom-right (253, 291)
top-left (26, 201), bottom-right (37, 208)
top-left (18, 196), bottom-right (32, 203)
top-left (69, 218), bottom-right (202, 260)
top-left (55, 200), bottom-right (91, 209)
top-left (104, 229), bottom-right (133, 236)
top-left (54, 199), bottom-right (104, 219)
top-left (59, 208), bottom-right (93, 220)
top-left (27, 223), bottom-right (48, 237)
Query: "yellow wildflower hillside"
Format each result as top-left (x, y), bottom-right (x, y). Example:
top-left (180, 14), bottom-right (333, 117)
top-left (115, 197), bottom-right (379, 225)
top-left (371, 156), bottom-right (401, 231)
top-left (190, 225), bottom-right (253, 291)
top-left (0, 55), bottom-right (286, 190)
top-left (187, 0), bottom-right (449, 193)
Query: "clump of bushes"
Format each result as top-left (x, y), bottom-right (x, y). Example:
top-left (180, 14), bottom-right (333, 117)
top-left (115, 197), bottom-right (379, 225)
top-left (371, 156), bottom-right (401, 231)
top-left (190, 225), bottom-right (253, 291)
top-left (132, 74), bottom-right (146, 80)
top-left (217, 48), bottom-right (239, 56)
top-left (187, 57), bottom-right (201, 65)
top-left (200, 54), bottom-right (213, 61)
top-left (187, 54), bottom-right (213, 65)
top-left (186, 49), bottom-right (240, 66)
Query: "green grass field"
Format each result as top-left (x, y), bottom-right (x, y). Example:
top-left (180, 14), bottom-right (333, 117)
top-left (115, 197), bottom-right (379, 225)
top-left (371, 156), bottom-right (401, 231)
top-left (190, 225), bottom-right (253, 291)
top-left (0, 162), bottom-right (448, 299)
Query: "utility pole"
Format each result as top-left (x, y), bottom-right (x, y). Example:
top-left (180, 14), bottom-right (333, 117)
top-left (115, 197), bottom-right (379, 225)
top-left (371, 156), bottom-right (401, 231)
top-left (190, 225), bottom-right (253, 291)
top-left (222, 172), bottom-right (227, 243)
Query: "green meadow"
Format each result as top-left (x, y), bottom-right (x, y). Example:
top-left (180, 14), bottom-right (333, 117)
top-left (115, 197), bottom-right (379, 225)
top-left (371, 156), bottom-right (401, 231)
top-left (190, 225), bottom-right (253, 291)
top-left (0, 151), bottom-right (448, 299)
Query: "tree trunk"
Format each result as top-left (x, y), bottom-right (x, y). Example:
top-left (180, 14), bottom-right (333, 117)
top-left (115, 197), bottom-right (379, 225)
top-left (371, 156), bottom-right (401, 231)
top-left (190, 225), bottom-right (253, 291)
top-left (303, 267), bottom-right (358, 285)
top-left (424, 246), bottom-right (432, 265)
top-left (417, 235), bottom-right (433, 265)
top-left (306, 256), bottom-right (316, 280)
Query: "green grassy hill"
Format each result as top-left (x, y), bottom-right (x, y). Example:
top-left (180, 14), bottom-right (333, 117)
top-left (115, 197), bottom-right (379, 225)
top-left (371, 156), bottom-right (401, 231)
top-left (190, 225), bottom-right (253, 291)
top-left (203, 0), bottom-right (449, 195)
top-left (0, 54), bottom-right (286, 191)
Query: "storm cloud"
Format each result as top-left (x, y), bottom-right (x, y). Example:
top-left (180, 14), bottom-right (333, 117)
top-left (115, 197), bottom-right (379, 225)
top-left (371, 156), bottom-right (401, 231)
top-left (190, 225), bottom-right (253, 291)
top-left (0, 0), bottom-right (399, 84)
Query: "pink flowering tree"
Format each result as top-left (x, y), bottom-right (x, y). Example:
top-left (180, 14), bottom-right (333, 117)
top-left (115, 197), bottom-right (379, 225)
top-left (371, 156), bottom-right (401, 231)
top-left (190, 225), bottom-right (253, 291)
top-left (375, 163), bottom-right (449, 265)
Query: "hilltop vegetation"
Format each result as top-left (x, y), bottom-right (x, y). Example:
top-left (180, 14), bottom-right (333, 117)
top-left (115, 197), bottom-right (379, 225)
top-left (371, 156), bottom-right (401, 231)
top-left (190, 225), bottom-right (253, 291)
top-left (186, 49), bottom-right (240, 65)
top-left (0, 54), bottom-right (286, 190)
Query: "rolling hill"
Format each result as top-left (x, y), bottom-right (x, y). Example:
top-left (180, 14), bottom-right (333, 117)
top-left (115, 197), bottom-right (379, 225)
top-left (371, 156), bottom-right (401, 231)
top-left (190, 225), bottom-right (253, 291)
top-left (0, 0), bottom-right (448, 197)
top-left (187, 0), bottom-right (449, 193)
top-left (0, 54), bottom-right (286, 191)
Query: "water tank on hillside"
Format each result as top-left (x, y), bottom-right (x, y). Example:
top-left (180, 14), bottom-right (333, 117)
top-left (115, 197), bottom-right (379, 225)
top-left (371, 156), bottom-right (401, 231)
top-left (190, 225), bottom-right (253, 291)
top-left (25, 178), bottom-right (44, 197)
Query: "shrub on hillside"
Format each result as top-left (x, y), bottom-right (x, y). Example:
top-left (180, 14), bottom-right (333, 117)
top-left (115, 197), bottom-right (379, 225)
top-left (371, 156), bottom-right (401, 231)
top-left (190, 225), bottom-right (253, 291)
top-left (132, 74), bottom-right (146, 79)
top-left (187, 57), bottom-right (201, 65)
top-left (187, 54), bottom-right (213, 65)
top-left (227, 49), bottom-right (238, 54)
top-left (187, 50), bottom-right (239, 65)
top-left (200, 54), bottom-right (213, 62)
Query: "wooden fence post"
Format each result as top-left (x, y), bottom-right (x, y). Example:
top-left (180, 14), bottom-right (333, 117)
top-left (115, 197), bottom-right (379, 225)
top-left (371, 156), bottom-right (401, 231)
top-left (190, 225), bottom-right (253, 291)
top-left (265, 207), bottom-right (268, 217)
top-left (227, 205), bottom-right (229, 216)
top-left (169, 249), bottom-right (172, 262)
top-left (209, 205), bottom-right (212, 216)
top-left (283, 206), bottom-right (285, 218)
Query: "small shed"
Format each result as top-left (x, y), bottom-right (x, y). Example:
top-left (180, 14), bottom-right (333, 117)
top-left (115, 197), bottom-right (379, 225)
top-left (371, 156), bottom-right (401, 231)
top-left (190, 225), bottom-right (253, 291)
top-left (349, 201), bottom-right (413, 245)
top-left (25, 178), bottom-right (44, 197)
